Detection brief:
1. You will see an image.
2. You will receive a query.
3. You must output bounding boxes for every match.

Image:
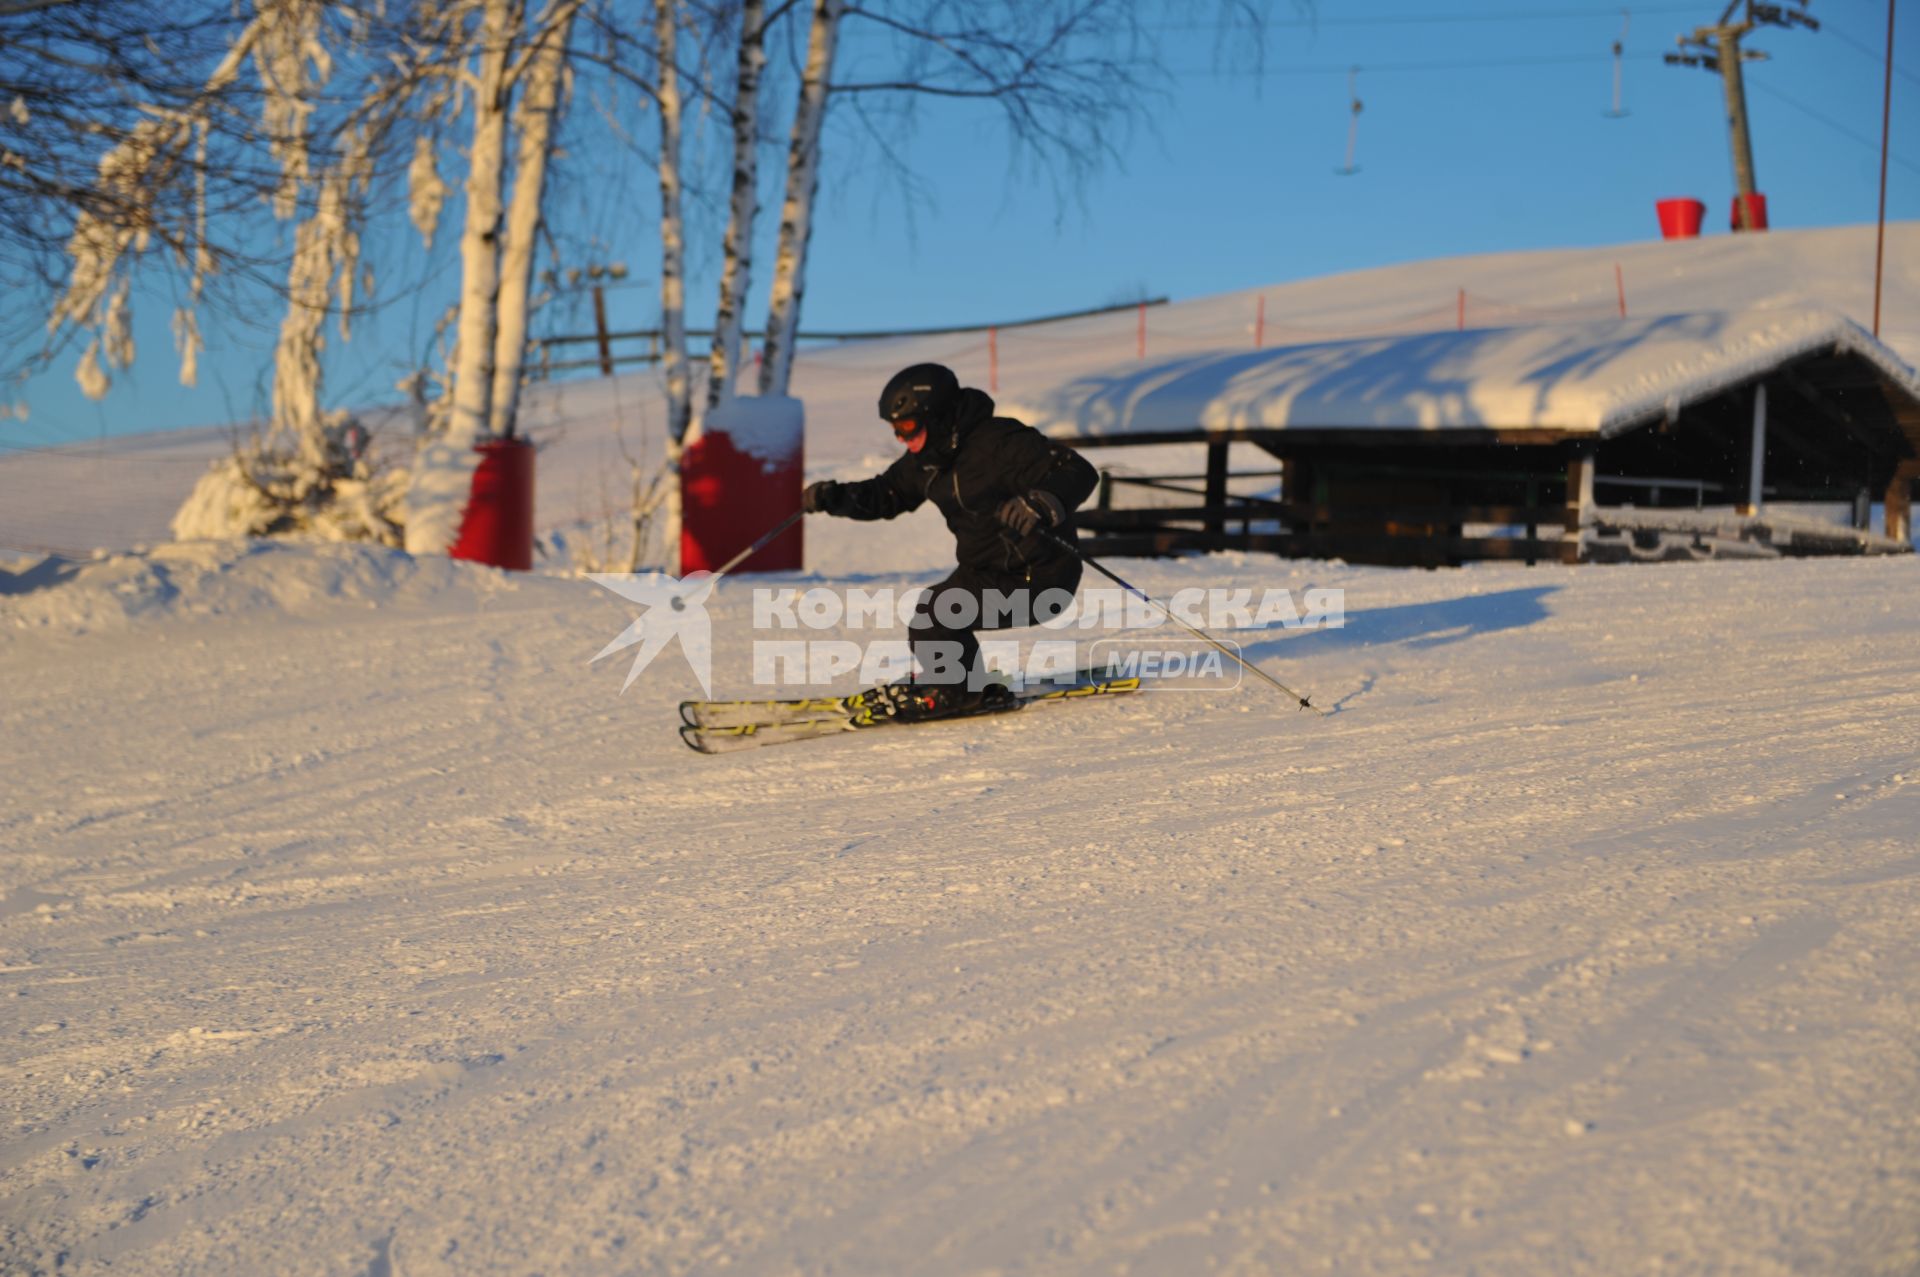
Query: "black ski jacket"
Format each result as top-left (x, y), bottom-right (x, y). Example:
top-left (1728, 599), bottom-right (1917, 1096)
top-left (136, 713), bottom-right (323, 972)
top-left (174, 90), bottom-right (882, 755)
top-left (827, 389), bottom-right (1100, 578)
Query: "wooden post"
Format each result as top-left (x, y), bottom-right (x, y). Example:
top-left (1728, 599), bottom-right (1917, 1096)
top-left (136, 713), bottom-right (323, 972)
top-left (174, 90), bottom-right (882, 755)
top-left (1283, 455), bottom-right (1318, 541)
top-left (1204, 439), bottom-right (1229, 538)
top-left (988, 325), bottom-right (998, 393)
top-left (1524, 475), bottom-right (1539, 567)
top-left (592, 284), bottom-right (615, 376)
top-left (1887, 462), bottom-right (1918, 544)
top-left (1614, 262), bottom-right (1627, 318)
top-left (1741, 382), bottom-right (1767, 516)
top-left (1255, 296), bottom-right (1265, 350)
top-left (1137, 302), bottom-right (1146, 359)
top-left (1564, 446), bottom-right (1594, 562)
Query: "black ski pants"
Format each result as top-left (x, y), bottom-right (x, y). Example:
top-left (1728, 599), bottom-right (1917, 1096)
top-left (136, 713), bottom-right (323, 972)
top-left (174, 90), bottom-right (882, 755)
top-left (909, 556), bottom-right (1083, 686)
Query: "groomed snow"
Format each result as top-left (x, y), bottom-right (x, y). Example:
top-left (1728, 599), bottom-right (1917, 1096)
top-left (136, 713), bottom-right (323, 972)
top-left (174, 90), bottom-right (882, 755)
top-left (3, 221), bottom-right (1920, 1273)
top-left (4, 540), bottom-right (1920, 1273)
top-left (1006, 307), bottom-right (1920, 438)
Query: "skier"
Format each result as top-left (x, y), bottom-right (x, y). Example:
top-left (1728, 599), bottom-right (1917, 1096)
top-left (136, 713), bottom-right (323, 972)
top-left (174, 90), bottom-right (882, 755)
top-left (803, 362), bottom-right (1100, 720)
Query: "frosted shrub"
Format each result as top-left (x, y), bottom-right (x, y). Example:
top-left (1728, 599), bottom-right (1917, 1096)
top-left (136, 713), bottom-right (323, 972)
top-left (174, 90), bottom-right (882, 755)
top-left (171, 415), bottom-right (406, 546)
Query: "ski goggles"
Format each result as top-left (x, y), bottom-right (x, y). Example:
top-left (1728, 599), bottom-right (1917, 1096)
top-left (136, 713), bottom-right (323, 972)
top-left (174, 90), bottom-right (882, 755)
top-left (890, 416), bottom-right (928, 452)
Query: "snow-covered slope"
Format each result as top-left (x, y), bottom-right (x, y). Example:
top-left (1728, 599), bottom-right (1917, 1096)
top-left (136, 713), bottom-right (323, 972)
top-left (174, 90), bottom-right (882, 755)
top-left (3, 222), bottom-right (1915, 562)
top-left (3, 549), bottom-right (1918, 1274)
top-left (3, 222), bottom-right (1920, 1275)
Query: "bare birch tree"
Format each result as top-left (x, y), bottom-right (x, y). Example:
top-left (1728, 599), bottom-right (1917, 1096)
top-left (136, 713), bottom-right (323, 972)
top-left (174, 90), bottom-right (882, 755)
top-left (655, 0), bottom-right (692, 444)
top-left (0, 2), bottom-right (268, 395)
top-left (490, 3), bottom-right (581, 437)
top-left (748, 0), bottom-right (1257, 398)
top-left (406, 0), bottom-right (586, 555)
top-left (705, 0), bottom-right (769, 409)
top-left (757, 0), bottom-right (839, 399)
top-left (441, 0), bottom-right (522, 463)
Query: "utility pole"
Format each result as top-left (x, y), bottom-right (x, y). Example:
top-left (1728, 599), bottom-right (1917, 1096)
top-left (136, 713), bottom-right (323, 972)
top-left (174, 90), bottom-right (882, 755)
top-left (1873, 0), bottom-right (1896, 337)
top-left (1666, 1), bottom-right (1818, 230)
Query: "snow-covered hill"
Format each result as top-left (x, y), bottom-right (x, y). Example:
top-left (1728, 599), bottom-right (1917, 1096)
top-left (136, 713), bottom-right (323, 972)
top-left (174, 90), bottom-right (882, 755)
top-left (3, 222), bottom-right (1915, 565)
top-left (6, 547), bottom-right (1920, 1274)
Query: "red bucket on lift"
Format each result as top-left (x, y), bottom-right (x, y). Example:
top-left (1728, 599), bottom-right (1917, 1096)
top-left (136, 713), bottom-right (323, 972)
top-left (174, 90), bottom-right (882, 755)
top-left (1731, 192), bottom-right (1769, 231)
top-left (449, 438), bottom-right (535, 571)
top-left (1656, 197), bottom-right (1706, 239)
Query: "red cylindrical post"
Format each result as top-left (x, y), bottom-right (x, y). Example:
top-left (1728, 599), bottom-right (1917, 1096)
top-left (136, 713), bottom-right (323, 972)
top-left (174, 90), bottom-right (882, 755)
top-left (680, 397), bottom-right (804, 574)
top-left (1457, 288), bottom-right (1465, 331)
top-left (1255, 296), bottom-right (1266, 349)
top-left (1136, 302), bottom-right (1146, 359)
top-left (988, 326), bottom-right (998, 393)
top-left (449, 439), bottom-right (536, 571)
top-left (1656, 197), bottom-right (1706, 239)
top-left (1730, 192), bottom-right (1768, 232)
top-left (1615, 262), bottom-right (1627, 318)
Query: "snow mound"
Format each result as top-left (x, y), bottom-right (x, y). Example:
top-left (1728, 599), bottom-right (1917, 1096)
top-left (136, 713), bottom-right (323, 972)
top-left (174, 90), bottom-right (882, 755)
top-left (0, 539), bottom-right (530, 636)
top-left (697, 393), bottom-right (804, 465)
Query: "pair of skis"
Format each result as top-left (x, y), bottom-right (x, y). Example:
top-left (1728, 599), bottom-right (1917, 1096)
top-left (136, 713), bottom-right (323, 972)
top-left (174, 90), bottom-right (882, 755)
top-left (679, 673), bottom-right (1142, 754)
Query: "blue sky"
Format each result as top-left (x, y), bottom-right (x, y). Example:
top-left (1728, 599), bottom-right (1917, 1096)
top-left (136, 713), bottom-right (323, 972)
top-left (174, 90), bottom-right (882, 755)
top-left (9, 0), bottom-right (1915, 449)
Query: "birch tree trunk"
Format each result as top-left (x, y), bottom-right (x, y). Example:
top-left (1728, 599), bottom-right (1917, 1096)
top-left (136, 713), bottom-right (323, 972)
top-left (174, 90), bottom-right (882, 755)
top-left (272, 174), bottom-right (343, 475)
top-left (758, 0), bottom-right (841, 399)
top-left (655, 0), bottom-right (690, 443)
top-left (405, 0), bottom-right (519, 555)
top-left (705, 0), bottom-right (765, 410)
top-left (655, 0), bottom-right (690, 574)
top-left (489, 2), bottom-right (578, 439)
top-left (449, 0), bottom-right (518, 448)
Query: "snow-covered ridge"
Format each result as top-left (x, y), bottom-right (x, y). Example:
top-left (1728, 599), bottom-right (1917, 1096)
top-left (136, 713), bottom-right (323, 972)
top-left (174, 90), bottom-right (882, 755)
top-left (0, 539), bottom-right (533, 636)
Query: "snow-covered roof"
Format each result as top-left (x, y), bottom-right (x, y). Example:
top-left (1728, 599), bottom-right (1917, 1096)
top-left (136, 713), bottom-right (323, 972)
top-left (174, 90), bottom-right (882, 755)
top-left (1009, 307), bottom-right (1920, 441)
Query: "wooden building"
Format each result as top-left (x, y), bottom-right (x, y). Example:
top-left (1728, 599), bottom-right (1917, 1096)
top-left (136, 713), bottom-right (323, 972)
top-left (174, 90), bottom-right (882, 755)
top-left (1017, 309), bottom-right (1920, 566)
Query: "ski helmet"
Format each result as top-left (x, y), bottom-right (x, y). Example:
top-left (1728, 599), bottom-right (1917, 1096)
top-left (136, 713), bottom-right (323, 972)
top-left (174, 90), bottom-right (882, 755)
top-left (878, 363), bottom-right (959, 453)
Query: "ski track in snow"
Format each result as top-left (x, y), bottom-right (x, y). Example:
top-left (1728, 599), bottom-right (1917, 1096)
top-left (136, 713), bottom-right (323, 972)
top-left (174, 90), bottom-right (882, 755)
top-left (3, 553), bottom-right (1920, 1274)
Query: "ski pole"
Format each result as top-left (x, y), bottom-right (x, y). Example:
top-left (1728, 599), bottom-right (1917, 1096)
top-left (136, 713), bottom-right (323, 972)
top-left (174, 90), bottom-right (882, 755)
top-left (1039, 528), bottom-right (1327, 714)
top-left (669, 508), bottom-right (803, 611)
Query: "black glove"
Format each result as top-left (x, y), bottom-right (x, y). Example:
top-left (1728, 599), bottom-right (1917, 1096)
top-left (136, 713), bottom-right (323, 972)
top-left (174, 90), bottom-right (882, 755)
top-left (802, 480), bottom-right (841, 515)
top-left (994, 489), bottom-right (1065, 537)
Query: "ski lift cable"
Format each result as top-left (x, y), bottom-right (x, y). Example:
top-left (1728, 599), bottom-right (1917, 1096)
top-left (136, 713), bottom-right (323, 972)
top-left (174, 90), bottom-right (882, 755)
top-left (1183, 51), bottom-right (1667, 76)
top-left (1819, 20), bottom-right (1920, 89)
top-left (1147, 4), bottom-right (1704, 31)
top-left (1748, 78), bottom-right (1920, 177)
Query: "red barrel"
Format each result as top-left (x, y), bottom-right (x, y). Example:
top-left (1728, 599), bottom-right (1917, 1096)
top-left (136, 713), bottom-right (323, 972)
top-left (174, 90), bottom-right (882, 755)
top-left (1656, 197), bottom-right (1706, 239)
top-left (449, 438), bottom-right (535, 571)
top-left (1730, 192), bottom-right (1768, 231)
top-left (680, 397), bottom-right (804, 573)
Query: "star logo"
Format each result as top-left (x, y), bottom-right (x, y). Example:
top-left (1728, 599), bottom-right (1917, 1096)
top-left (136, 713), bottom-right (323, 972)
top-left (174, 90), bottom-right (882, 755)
top-left (588, 571), bottom-right (716, 696)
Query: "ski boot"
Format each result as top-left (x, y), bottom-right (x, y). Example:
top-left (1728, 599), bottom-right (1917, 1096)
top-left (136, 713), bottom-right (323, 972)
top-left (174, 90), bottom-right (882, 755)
top-left (853, 677), bottom-right (1015, 722)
